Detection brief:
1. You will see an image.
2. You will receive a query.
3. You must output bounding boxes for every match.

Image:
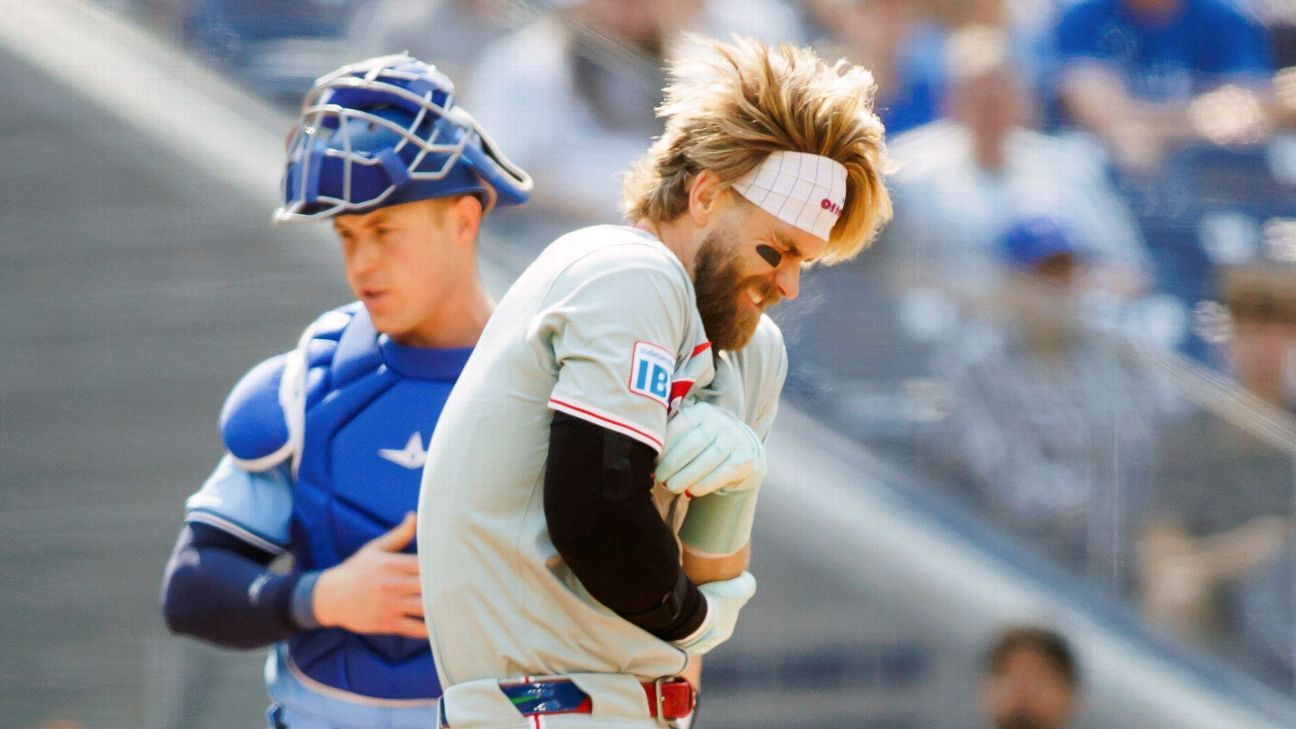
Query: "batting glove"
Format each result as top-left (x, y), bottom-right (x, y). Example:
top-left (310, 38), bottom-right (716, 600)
top-left (672, 571), bottom-right (757, 656)
top-left (656, 401), bottom-right (766, 498)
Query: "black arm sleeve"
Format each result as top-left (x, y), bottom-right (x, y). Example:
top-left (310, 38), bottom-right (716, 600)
top-left (544, 411), bottom-right (707, 641)
top-left (160, 522), bottom-right (303, 649)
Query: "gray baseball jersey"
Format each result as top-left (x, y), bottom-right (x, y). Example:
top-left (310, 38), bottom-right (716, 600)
top-left (417, 224), bottom-right (787, 693)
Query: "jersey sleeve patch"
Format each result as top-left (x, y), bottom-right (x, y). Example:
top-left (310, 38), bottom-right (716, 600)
top-left (627, 340), bottom-right (674, 409)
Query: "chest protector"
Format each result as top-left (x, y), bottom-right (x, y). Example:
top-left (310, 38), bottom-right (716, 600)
top-left (221, 303), bottom-right (472, 701)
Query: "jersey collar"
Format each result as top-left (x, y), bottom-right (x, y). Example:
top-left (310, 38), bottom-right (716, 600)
top-left (378, 335), bottom-right (473, 381)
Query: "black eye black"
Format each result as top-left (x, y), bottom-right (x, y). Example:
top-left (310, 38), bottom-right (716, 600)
top-left (755, 244), bottom-right (783, 267)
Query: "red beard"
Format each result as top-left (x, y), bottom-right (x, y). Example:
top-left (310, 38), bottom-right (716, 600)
top-left (694, 227), bottom-right (778, 351)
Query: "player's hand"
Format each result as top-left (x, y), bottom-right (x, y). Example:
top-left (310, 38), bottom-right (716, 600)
top-left (657, 401), bottom-right (765, 498)
top-left (672, 572), bottom-right (756, 657)
top-left (312, 512), bottom-right (426, 639)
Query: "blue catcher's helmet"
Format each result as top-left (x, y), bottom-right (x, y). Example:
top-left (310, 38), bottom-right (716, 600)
top-left (275, 53), bottom-right (532, 221)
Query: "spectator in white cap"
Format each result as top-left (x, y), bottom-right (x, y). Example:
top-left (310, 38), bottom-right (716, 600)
top-left (886, 25), bottom-right (1148, 301)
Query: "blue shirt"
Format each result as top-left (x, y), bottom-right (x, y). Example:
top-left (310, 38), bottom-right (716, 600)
top-left (1055, 0), bottom-right (1272, 102)
top-left (878, 24), bottom-right (948, 136)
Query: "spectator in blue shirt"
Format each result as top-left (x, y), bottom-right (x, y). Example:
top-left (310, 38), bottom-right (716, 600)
top-left (885, 26), bottom-right (1150, 301)
top-left (808, 0), bottom-right (949, 135)
top-left (1055, 0), bottom-right (1274, 172)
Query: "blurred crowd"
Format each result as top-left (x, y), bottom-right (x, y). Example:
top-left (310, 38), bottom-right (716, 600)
top-left (113, 0), bottom-right (1296, 697)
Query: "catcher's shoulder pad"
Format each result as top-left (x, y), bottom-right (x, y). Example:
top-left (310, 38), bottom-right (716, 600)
top-left (218, 304), bottom-right (360, 472)
top-left (219, 353), bottom-right (292, 472)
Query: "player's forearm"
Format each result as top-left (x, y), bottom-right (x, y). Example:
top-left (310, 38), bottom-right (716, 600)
top-left (683, 544), bottom-right (751, 584)
top-left (544, 412), bottom-right (708, 641)
top-left (678, 486), bottom-right (760, 559)
top-left (160, 523), bottom-right (307, 649)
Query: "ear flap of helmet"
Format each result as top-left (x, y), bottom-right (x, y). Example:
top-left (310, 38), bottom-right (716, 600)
top-left (457, 108), bottom-right (534, 210)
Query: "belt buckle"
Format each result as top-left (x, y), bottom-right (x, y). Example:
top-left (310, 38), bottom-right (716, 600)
top-left (652, 676), bottom-right (671, 729)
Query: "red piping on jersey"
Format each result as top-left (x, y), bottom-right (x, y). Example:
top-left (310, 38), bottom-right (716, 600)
top-left (691, 341), bottom-right (712, 358)
top-left (549, 397), bottom-right (664, 450)
top-left (669, 379), bottom-right (694, 403)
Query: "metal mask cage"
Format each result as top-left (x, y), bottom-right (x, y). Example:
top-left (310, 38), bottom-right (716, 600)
top-left (274, 54), bottom-right (532, 222)
top-left (275, 78), bottom-right (470, 220)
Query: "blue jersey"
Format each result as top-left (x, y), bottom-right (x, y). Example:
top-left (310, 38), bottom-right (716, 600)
top-left (877, 23), bottom-right (948, 136)
top-left (1055, 0), bottom-right (1271, 102)
top-left (184, 303), bottom-right (471, 722)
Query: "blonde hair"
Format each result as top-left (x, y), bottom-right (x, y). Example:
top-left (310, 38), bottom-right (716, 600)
top-left (622, 36), bottom-right (893, 264)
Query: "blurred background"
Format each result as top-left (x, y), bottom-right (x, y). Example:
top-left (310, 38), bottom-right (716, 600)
top-left (4, 0), bottom-right (1296, 727)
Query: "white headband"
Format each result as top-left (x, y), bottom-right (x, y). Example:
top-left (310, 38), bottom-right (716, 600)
top-left (732, 151), bottom-right (847, 242)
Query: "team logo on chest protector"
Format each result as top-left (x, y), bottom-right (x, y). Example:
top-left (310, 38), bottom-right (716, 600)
top-left (379, 432), bottom-right (429, 470)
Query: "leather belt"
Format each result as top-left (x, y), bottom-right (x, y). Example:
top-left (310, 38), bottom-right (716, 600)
top-left (438, 676), bottom-right (695, 726)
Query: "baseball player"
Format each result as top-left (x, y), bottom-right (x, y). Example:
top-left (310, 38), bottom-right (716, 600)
top-left (417, 37), bottom-right (893, 728)
top-left (159, 54), bottom-right (533, 728)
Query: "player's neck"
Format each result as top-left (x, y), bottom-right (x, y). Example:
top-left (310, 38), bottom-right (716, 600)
top-left (635, 217), bottom-right (699, 276)
top-left (393, 272), bottom-right (493, 349)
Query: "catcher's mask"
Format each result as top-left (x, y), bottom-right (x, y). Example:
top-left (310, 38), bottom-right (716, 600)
top-left (276, 53), bottom-right (532, 222)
